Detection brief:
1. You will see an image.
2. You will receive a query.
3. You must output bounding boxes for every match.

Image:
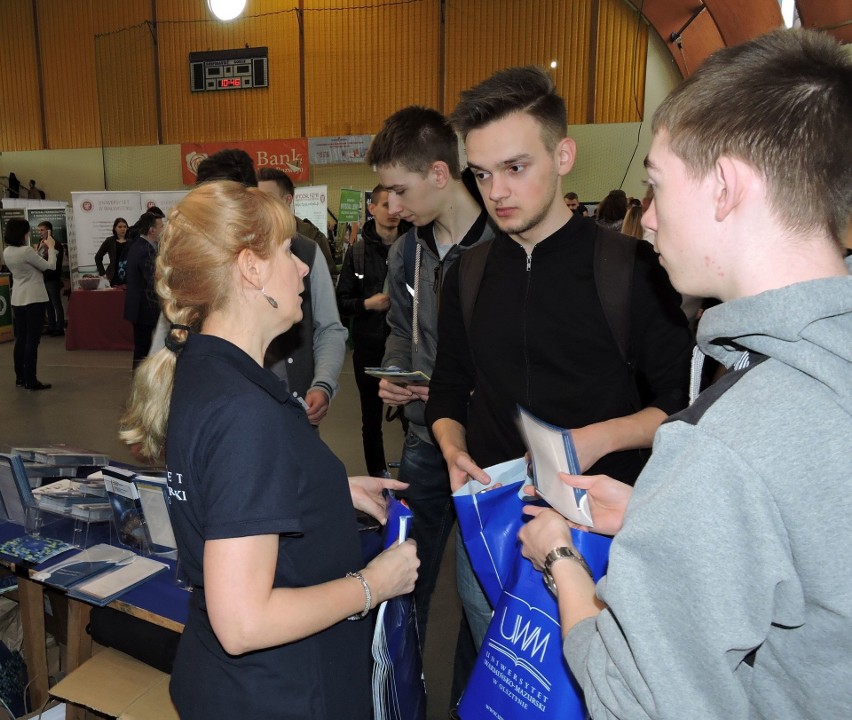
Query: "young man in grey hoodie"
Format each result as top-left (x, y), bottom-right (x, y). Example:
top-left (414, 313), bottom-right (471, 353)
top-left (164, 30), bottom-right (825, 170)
top-left (519, 28), bottom-right (852, 719)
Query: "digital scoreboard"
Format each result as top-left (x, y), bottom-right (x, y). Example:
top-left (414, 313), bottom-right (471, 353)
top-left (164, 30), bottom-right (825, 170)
top-left (189, 47), bottom-right (268, 92)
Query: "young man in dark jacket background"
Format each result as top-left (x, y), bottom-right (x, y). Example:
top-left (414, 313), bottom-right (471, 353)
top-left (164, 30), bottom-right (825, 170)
top-left (336, 185), bottom-right (405, 476)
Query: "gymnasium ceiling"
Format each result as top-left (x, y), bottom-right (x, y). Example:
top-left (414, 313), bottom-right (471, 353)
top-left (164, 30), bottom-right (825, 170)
top-left (626, 0), bottom-right (851, 77)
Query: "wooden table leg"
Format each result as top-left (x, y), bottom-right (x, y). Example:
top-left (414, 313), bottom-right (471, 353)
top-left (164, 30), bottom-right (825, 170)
top-left (18, 577), bottom-right (49, 709)
top-left (64, 598), bottom-right (93, 720)
top-left (65, 599), bottom-right (92, 673)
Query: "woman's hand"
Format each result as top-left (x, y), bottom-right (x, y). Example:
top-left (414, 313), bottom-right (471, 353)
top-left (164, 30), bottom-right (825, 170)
top-left (348, 475), bottom-right (409, 525)
top-left (523, 472), bottom-right (632, 536)
top-left (362, 538), bottom-right (419, 604)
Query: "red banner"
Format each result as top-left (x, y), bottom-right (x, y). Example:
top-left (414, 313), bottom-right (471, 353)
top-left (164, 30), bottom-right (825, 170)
top-left (180, 138), bottom-right (310, 185)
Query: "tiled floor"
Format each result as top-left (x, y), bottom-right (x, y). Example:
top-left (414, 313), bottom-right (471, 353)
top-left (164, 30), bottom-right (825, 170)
top-left (1, 333), bottom-right (461, 719)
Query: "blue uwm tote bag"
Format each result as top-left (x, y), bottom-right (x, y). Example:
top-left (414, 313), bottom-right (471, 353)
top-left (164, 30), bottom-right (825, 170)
top-left (453, 459), bottom-right (612, 719)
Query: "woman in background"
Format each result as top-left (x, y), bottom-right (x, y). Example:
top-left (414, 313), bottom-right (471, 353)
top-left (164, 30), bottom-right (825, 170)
top-left (120, 181), bottom-right (418, 720)
top-left (95, 217), bottom-right (131, 286)
top-left (621, 205), bottom-right (644, 240)
top-left (2, 218), bottom-right (55, 390)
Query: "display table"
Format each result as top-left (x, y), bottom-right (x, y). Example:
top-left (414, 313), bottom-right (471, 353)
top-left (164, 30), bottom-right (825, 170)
top-left (0, 522), bottom-right (189, 713)
top-left (65, 289), bottom-right (134, 351)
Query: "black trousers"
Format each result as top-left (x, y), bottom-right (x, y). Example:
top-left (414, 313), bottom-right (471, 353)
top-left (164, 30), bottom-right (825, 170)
top-left (352, 340), bottom-right (388, 476)
top-left (13, 302), bottom-right (46, 385)
top-left (132, 323), bottom-right (156, 369)
top-left (44, 279), bottom-right (65, 332)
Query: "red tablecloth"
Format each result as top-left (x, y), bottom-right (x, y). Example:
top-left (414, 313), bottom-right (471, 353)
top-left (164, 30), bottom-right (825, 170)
top-left (65, 289), bottom-right (134, 351)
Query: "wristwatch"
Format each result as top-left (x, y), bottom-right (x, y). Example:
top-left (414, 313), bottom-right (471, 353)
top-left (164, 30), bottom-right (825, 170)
top-left (542, 546), bottom-right (593, 596)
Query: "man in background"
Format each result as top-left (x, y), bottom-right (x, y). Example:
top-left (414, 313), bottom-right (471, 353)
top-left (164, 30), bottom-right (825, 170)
top-left (257, 167), bottom-right (337, 280)
top-left (37, 221), bottom-right (65, 337)
top-left (336, 184), bottom-right (406, 476)
top-left (124, 212), bottom-right (163, 368)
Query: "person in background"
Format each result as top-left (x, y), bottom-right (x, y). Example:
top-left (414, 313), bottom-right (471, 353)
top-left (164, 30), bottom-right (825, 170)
top-left (563, 191), bottom-right (588, 216)
top-left (95, 217), bottom-right (131, 286)
top-left (127, 206), bottom-right (164, 241)
top-left (27, 180), bottom-right (41, 199)
top-left (518, 28), bottom-right (852, 719)
top-left (37, 221), bottom-right (65, 336)
top-left (124, 212), bottom-right (163, 369)
top-left (7, 172), bottom-right (20, 199)
top-left (595, 190), bottom-right (628, 230)
top-left (257, 167), bottom-right (337, 279)
top-left (3, 217), bottom-right (56, 390)
top-left (119, 180), bottom-right (418, 719)
top-left (255, 165), bottom-right (348, 425)
top-left (621, 204), bottom-right (644, 240)
top-left (336, 184), bottom-right (405, 476)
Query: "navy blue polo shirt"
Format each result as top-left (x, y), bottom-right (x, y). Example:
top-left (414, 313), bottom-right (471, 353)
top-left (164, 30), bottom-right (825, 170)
top-left (165, 334), bottom-right (370, 719)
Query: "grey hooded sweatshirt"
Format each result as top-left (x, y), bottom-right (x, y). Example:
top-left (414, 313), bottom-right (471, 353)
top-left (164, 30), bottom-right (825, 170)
top-left (565, 255), bottom-right (852, 719)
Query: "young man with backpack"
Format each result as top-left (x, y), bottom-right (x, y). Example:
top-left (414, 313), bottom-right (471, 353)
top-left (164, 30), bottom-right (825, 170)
top-left (335, 185), bottom-right (406, 476)
top-left (366, 106), bottom-right (498, 704)
top-left (425, 67), bottom-right (693, 661)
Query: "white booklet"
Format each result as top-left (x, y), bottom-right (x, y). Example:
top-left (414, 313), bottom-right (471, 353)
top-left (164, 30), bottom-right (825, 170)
top-left (516, 407), bottom-right (593, 527)
top-left (363, 367), bottom-right (430, 386)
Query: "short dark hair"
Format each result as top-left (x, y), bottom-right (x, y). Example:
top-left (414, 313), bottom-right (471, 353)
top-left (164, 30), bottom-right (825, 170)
top-left (136, 212), bottom-right (161, 238)
top-left (450, 66), bottom-right (567, 152)
top-left (38, 220), bottom-right (53, 232)
top-left (564, 191), bottom-right (578, 200)
top-left (596, 192), bottom-right (628, 224)
top-left (4, 218), bottom-right (30, 246)
top-left (195, 149), bottom-right (257, 187)
top-left (653, 28), bottom-right (852, 245)
top-left (146, 206), bottom-right (165, 219)
top-left (369, 184), bottom-right (388, 205)
top-left (256, 167), bottom-right (295, 197)
top-left (366, 106), bottom-right (461, 178)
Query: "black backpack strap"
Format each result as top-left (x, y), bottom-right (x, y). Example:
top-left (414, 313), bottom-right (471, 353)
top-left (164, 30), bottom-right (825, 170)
top-left (459, 239), bottom-right (494, 340)
top-left (593, 227), bottom-right (637, 366)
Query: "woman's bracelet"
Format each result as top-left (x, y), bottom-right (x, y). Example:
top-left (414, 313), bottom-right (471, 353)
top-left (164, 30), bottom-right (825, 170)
top-left (346, 571), bottom-right (372, 620)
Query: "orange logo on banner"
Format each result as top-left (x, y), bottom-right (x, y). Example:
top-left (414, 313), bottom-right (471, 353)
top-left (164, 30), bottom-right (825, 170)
top-left (181, 139), bottom-right (310, 185)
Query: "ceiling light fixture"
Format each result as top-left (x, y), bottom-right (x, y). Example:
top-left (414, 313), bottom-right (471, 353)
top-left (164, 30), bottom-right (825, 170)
top-left (207, 0), bottom-right (247, 22)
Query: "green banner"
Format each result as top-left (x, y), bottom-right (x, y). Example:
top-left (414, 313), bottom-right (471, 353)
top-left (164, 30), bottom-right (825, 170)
top-left (338, 188), bottom-right (362, 223)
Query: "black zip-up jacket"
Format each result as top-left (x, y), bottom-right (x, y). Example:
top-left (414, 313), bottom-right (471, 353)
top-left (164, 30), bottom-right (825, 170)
top-left (426, 216), bottom-right (693, 484)
top-left (336, 219), bottom-right (393, 347)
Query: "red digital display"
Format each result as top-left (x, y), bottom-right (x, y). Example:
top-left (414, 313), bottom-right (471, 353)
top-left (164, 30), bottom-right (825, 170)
top-left (218, 78), bottom-right (242, 88)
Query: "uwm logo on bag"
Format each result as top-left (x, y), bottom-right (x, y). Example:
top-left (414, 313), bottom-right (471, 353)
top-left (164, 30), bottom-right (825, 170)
top-left (181, 138), bottom-right (310, 185)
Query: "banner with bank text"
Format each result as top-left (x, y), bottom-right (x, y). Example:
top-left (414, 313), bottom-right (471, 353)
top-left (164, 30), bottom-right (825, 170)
top-left (180, 139), bottom-right (310, 185)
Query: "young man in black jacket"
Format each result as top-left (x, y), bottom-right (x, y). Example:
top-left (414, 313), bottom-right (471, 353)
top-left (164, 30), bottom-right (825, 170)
top-left (426, 66), bottom-right (693, 662)
top-left (336, 185), bottom-right (404, 476)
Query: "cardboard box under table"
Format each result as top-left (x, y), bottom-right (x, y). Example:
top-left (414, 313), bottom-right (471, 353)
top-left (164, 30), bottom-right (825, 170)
top-left (49, 647), bottom-right (178, 719)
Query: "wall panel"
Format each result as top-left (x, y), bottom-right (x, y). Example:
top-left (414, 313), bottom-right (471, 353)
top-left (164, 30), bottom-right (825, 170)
top-left (92, 2), bottom-right (157, 147)
top-left (444, 0), bottom-right (592, 125)
top-left (594, 0), bottom-right (647, 123)
top-left (303, 0), bottom-right (441, 136)
top-left (0, 0), bottom-right (42, 151)
top-left (157, 0), bottom-right (301, 144)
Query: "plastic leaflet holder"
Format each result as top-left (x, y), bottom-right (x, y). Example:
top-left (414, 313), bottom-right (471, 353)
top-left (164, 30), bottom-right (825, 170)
top-left (0, 454), bottom-right (108, 550)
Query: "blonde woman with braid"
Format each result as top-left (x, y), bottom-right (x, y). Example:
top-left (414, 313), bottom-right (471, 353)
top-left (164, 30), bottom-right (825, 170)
top-left (120, 181), bottom-right (418, 720)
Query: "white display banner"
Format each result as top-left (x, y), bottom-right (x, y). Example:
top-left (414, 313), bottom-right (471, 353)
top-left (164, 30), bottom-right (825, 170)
top-left (294, 185), bottom-right (328, 236)
top-left (140, 191), bottom-right (188, 219)
top-left (71, 192), bottom-right (142, 272)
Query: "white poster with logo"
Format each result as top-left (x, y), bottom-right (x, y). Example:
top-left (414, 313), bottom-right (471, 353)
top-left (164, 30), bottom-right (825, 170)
top-left (71, 192), bottom-right (141, 273)
top-left (293, 185), bottom-right (328, 236)
top-left (139, 191), bottom-right (188, 220)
